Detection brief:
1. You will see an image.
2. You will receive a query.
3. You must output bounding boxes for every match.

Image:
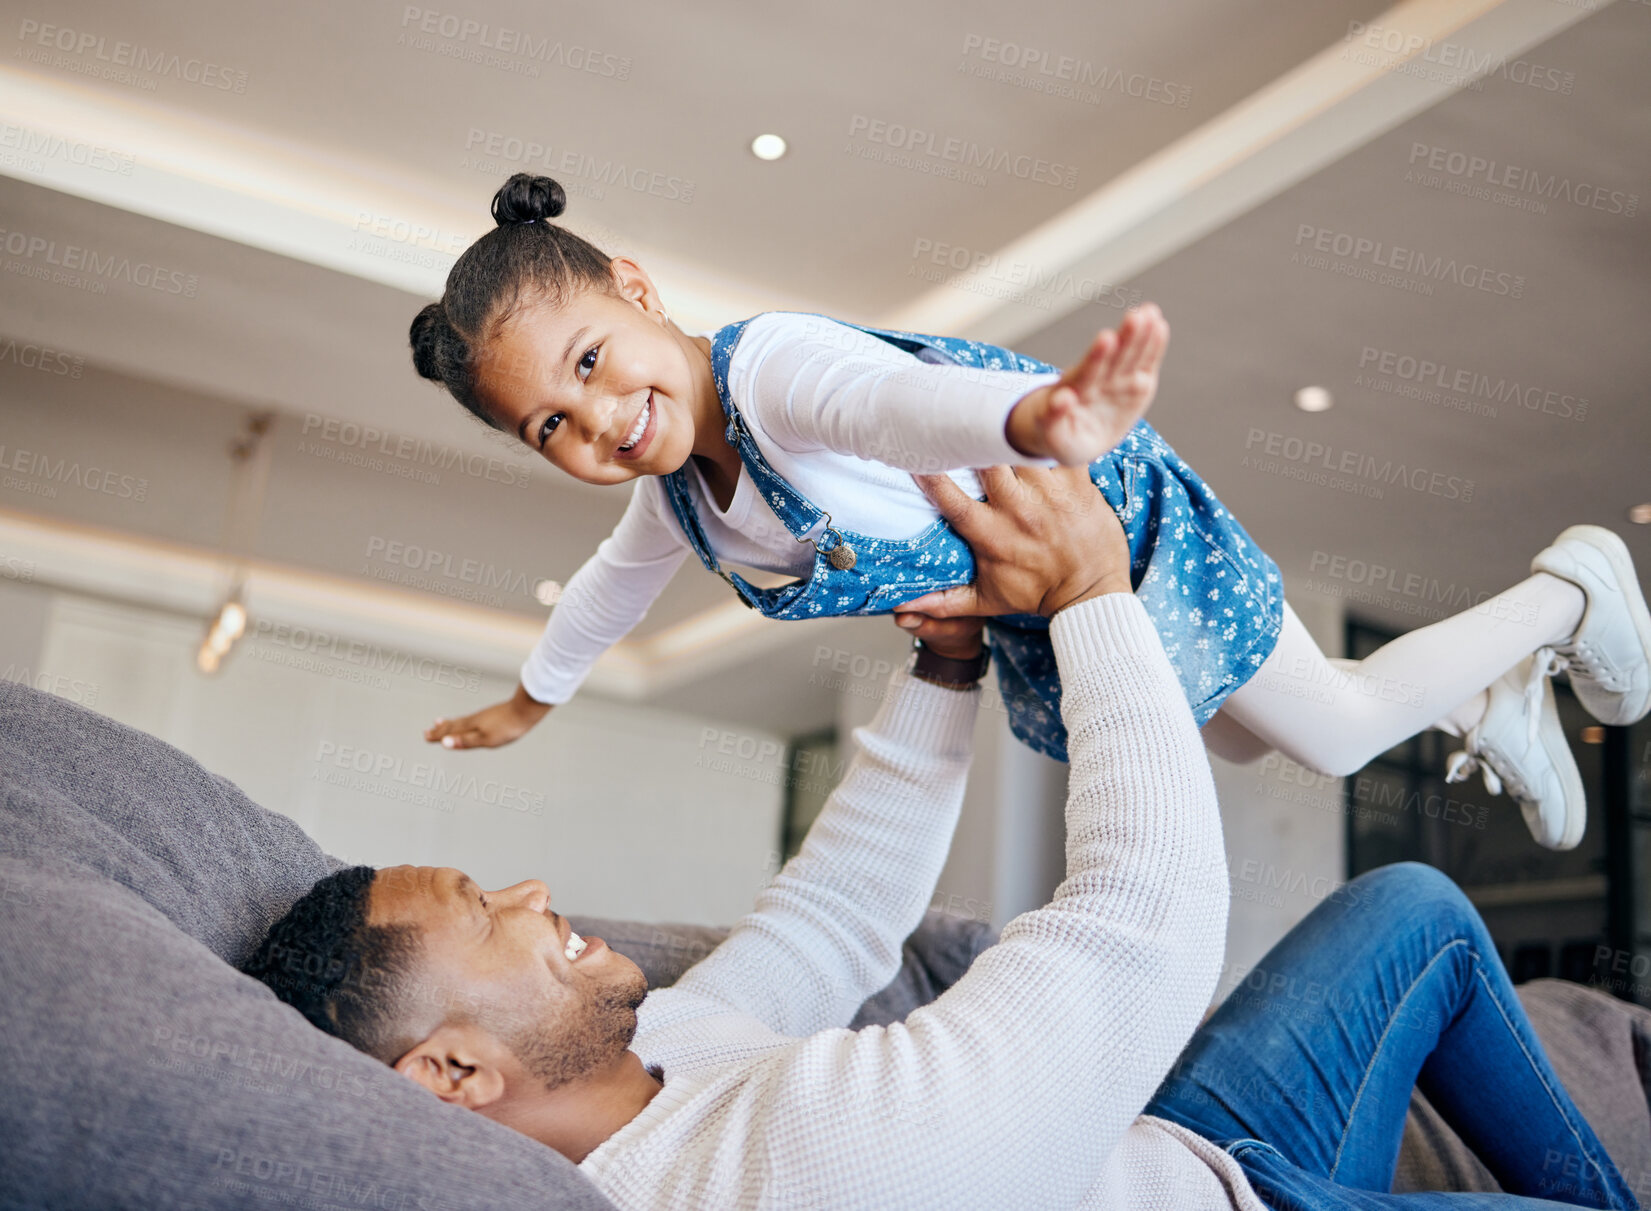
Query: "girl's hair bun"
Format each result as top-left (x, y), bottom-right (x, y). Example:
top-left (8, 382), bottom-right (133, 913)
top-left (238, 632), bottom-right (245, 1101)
top-left (491, 174), bottom-right (566, 227)
top-left (409, 302), bottom-right (461, 383)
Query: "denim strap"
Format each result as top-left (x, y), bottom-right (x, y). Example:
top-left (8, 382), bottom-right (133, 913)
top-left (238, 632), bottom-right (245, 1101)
top-left (658, 311), bottom-right (1060, 596)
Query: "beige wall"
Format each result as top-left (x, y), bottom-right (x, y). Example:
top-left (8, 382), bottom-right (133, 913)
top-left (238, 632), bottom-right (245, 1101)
top-left (2, 574), bottom-right (785, 926)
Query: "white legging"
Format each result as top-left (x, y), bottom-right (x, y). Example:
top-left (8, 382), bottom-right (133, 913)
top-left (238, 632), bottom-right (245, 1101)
top-left (1203, 572), bottom-right (1584, 776)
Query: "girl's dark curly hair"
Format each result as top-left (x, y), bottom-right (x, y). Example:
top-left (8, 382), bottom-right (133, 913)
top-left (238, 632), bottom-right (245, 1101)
top-left (408, 173), bottom-right (617, 428)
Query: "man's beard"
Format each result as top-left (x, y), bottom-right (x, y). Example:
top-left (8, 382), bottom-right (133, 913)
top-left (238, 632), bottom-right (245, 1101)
top-left (507, 968), bottom-right (649, 1092)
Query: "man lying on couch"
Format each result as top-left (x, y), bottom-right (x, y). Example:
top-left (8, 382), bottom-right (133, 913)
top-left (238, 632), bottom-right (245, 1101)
top-left (244, 465), bottom-right (1635, 1211)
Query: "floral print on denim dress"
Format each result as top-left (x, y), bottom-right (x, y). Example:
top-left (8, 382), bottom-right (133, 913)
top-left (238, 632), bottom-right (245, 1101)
top-left (658, 312), bottom-right (1285, 763)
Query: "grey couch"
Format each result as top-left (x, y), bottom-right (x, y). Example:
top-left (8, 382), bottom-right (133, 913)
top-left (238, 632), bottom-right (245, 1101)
top-left (1, 679), bottom-right (1647, 1209)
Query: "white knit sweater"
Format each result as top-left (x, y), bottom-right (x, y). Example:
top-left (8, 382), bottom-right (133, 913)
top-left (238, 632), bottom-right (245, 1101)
top-left (579, 593), bottom-right (1266, 1211)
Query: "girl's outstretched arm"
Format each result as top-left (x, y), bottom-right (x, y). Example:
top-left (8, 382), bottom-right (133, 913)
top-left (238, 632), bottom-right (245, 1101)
top-left (734, 306), bottom-right (1165, 473)
top-left (423, 478), bottom-right (690, 749)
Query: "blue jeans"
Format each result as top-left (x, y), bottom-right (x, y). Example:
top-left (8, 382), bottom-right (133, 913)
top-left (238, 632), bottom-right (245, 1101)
top-left (1146, 863), bottom-right (1638, 1209)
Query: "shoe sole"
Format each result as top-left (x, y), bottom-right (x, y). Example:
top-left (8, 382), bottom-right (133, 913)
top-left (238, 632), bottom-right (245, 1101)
top-left (1533, 523), bottom-right (1651, 726)
top-left (1532, 669), bottom-right (1586, 850)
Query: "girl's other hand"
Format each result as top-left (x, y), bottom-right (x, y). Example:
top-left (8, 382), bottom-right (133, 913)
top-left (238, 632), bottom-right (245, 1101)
top-left (1005, 302), bottom-right (1168, 466)
top-left (424, 683), bottom-right (553, 750)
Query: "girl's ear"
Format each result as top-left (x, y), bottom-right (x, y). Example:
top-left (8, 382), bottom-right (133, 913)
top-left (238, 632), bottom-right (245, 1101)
top-left (607, 257), bottom-right (657, 311)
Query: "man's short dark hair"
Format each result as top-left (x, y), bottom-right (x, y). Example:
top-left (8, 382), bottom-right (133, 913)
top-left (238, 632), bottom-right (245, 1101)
top-left (240, 866), bottom-right (422, 1063)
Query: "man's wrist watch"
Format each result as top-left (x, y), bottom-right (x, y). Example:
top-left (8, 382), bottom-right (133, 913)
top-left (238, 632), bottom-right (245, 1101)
top-left (907, 637), bottom-right (990, 689)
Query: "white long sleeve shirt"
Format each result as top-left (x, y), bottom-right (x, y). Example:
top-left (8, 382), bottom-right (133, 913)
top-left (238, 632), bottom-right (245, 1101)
top-left (579, 593), bottom-right (1264, 1211)
top-left (519, 311), bottom-right (1062, 705)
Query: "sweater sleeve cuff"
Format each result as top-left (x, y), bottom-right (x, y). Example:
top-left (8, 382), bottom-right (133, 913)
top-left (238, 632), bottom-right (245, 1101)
top-left (1047, 592), bottom-right (1169, 675)
top-left (519, 660), bottom-right (573, 707)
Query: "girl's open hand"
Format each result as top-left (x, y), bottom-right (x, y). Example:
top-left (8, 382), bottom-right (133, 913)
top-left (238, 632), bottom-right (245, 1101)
top-left (1006, 303), bottom-right (1168, 466)
top-left (424, 683), bottom-right (552, 750)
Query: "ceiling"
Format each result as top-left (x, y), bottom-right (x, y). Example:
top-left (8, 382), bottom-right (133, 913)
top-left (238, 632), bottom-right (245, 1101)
top-left (1, 0), bottom-right (1646, 736)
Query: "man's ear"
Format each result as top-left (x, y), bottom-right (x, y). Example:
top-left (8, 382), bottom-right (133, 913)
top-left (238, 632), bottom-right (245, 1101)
top-left (393, 1023), bottom-right (509, 1111)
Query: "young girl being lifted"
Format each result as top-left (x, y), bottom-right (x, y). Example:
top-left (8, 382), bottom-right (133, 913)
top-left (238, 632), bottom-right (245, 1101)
top-left (410, 174), bottom-right (1651, 851)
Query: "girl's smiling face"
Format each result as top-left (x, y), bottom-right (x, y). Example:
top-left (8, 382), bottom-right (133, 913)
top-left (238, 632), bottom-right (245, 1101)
top-left (474, 259), bottom-right (704, 485)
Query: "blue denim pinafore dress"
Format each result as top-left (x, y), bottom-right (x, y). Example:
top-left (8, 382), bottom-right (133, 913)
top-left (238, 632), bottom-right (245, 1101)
top-left (659, 313), bottom-right (1284, 763)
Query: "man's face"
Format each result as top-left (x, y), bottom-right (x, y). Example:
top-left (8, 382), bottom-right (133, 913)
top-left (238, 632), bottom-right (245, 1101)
top-left (367, 865), bottom-right (648, 1090)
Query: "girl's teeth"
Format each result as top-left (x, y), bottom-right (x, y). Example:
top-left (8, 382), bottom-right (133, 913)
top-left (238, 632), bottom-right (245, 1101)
top-left (620, 398), bottom-right (650, 452)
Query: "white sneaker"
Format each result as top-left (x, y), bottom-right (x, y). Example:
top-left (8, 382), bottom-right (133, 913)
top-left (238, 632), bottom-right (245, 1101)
top-left (1445, 653), bottom-right (1585, 851)
top-left (1530, 524), bottom-right (1651, 726)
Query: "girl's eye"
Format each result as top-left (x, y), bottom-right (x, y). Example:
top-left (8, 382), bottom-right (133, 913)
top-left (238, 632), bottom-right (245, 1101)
top-left (577, 343), bottom-right (600, 381)
top-left (537, 414), bottom-right (564, 447)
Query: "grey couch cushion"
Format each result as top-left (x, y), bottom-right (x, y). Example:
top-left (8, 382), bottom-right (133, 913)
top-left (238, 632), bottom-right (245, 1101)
top-left (0, 678), bottom-right (337, 967)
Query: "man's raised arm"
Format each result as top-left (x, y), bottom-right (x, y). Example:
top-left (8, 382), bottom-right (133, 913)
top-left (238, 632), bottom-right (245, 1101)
top-left (662, 633), bottom-right (986, 1038)
top-left (742, 465), bottom-right (1231, 1207)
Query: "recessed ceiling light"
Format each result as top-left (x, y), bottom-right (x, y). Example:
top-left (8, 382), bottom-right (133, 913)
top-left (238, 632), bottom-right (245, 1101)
top-left (751, 134), bottom-right (787, 161)
top-left (1629, 503), bottom-right (1651, 525)
top-left (1294, 386), bottom-right (1333, 413)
